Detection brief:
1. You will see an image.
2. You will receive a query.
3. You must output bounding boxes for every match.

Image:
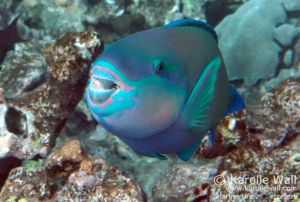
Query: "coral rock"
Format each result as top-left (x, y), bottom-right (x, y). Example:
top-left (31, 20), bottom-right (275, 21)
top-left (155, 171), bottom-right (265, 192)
top-left (249, 78), bottom-right (300, 152)
top-left (0, 140), bottom-right (146, 202)
top-left (273, 24), bottom-right (299, 47)
top-left (216, 0), bottom-right (287, 85)
top-left (153, 162), bottom-right (220, 202)
top-left (199, 78), bottom-right (300, 158)
top-left (283, 49), bottom-right (294, 66)
top-left (55, 158), bottom-right (145, 202)
top-left (210, 135), bottom-right (300, 201)
top-left (196, 110), bottom-right (252, 158)
top-left (203, 0), bottom-right (248, 26)
top-left (204, 78), bottom-right (300, 201)
top-left (283, 0), bottom-right (300, 11)
top-left (0, 167), bottom-right (52, 201)
top-left (19, 0), bottom-right (88, 39)
top-left (0, 42), bottom-right (47, 98)
top-left (45, 140), bottom-right (88, 180)
top-left (0, 31), bottom-right (103, 160)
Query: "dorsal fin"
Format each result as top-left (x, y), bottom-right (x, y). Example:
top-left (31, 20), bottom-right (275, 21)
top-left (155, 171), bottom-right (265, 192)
top-left (163, 18), bottom-right (218, 42)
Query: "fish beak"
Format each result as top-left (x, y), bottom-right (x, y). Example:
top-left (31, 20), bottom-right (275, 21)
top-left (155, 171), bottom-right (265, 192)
top-left (89, 76), bottom-right (119, 104)
top-left (92, 76), bottom-right (118, 91)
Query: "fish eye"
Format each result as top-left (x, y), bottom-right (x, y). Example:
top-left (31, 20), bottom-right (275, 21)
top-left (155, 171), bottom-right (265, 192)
top-left (155, 62), bottom-right (164, 73)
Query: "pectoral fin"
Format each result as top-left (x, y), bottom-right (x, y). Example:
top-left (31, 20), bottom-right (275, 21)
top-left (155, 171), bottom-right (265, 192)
top-left (182, 57), bottom-right (221, 130)
top-left (177, 141), bottom-right (201, 161)
top-left (177, 128), bottom-right (217, 161)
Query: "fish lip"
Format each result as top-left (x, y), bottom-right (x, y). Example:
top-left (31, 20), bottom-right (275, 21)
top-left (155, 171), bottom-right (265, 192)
top-left (94, 64), bottom-right (126, 83)
top-left (89, 76), bottom-right (119, 92)
top-left (88, 77), bottom-right (119, 105)
top-left (88, 84), bottom-right (118, 106)
top-left (90, 65), bottom-right (121, 91)
top-left (88, 88), bottom-right (115, 105)
top-left (93, 65), bottom-right (118, 82)
top-left (88, 66), bottom-right (121, 106)
top-left (88, 63), bottom-right (135, 107)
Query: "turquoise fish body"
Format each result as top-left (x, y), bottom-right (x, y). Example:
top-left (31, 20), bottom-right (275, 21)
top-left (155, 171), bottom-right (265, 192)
top-left (86, 19), bottom-right (245, 161)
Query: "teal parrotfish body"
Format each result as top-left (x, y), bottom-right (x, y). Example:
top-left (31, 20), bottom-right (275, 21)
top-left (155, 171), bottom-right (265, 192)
top-left (86, 19), bottom-right (245, 161)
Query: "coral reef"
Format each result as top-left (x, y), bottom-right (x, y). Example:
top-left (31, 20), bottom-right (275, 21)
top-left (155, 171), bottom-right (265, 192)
top-left (216, 0), bottom-right (300, 86)
top-left (0, 0), bottom-right (299, 201)
top-left (203, 0), bottom-right (248, 26)
top-left (0, 42), bottom-right (47, 98)
top-left (209, 78), bottom-right (300, 200)
top-left (87, 0), bottom-right (211, 42)
top-left (151, 77), bottom-right (300, 201)
top-left (152, 161), bottom-right (219, 202)
top-left (78, 124), bottom-right (175, 198)
top-left (283, 0), bottom-right (300, 11)
top-left (18, 0), bottom-right (88, 39)
top-left (126, 0), bottom-right (206, 26)
top-left (210, 138), bottom-right (300, 201)
top-left (0, 140), bottom-right (145, 201)
top-left (14, 0), bottom-right (211, 43)
top-left (196, 76), bottom-right (300, 157)
top-left (0, 31), bottom-right (103, 160)
top-left (61, 77), bottom-right (300, 201)
top-left (0, 167), bottom-right (52, 201)
top-left (216, 0), bottom-right (299, 85)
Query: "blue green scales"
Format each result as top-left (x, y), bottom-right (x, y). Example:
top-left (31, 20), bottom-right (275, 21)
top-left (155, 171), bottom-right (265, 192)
top-left (86, 19), bottom-right (245, 161)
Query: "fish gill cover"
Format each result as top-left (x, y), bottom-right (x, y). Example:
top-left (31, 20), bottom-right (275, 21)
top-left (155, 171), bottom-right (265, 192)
top-left (0, 0), bottom-right (299, 201)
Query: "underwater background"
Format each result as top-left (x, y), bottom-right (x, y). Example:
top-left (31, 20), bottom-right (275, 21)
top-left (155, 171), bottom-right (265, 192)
top-left (0, 0), bottom-right (299, 201)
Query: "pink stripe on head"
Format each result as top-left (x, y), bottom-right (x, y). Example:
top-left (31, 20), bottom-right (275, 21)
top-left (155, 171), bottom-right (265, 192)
top-left (87, 88), bottom-right (114, 108)
top-left (93, 64), bottom-right (135, 92)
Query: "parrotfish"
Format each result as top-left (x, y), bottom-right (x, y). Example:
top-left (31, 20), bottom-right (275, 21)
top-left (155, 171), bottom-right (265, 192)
top-left (86, 19), bottom-right (245, 161)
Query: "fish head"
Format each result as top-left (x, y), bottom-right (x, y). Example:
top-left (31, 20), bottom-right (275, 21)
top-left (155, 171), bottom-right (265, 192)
top-left (86, 31), bottom-right (188, 139)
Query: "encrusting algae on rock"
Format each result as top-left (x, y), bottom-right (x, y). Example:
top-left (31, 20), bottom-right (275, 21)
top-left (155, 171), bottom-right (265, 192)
top-left (0, 140), bottom-right (146, 202)
top-left (0, 31), bottom-right (103, 160)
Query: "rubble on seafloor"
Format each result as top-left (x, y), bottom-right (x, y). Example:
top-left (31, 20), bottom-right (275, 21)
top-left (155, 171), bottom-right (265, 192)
top-left (0, 140), bottom-right (146, 202)
top-left (0, 76), bottom-right (299, 202)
